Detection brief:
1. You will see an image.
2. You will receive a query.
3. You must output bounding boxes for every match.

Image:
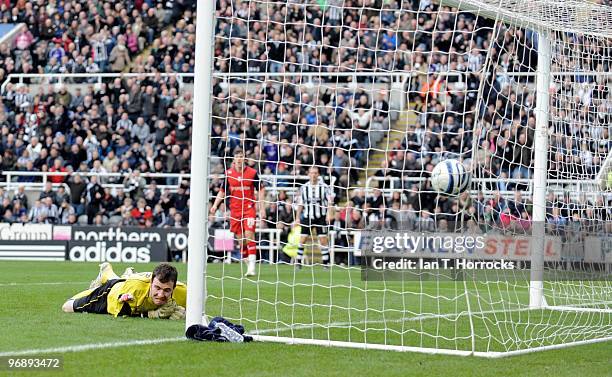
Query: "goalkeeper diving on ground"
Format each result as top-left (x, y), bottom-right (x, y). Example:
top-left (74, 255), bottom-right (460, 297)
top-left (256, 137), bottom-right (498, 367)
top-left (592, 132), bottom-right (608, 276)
top-left (62, 263), bottom-right (186, 320)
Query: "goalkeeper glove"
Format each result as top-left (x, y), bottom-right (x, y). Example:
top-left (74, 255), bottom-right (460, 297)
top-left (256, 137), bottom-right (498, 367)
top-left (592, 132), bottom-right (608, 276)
top-left (147, 299), bottom-right (185, 320)
top-left (169, 305), bottom-right (185, 320)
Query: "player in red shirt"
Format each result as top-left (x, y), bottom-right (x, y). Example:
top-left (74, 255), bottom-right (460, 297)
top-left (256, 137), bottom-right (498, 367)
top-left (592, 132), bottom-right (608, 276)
top-left (210, 149), bottom-right (265, 276)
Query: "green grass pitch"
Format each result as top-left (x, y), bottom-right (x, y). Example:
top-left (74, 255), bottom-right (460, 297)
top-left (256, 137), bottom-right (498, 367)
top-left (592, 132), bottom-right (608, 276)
top-left (0, 261), bottom-right (610, 377)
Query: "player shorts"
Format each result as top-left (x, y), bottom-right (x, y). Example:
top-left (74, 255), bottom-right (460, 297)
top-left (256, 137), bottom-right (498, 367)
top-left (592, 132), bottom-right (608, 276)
top-left (72, 279), bottom-right (128, 315)
top-left (229, 212), bottom-right (256, 236)
top-left (300, 217), bottom-right (329, 236)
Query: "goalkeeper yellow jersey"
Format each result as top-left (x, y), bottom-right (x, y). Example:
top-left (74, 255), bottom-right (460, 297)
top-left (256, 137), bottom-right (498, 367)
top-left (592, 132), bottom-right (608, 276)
top-left (121, 271), bottom-right (187, 308)
top-left (107, 274), bottom-right (160, 317)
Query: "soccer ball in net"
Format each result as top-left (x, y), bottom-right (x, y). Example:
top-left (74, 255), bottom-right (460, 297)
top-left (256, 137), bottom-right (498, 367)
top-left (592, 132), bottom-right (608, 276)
top-left (430, 159), bottom-right (472, 196)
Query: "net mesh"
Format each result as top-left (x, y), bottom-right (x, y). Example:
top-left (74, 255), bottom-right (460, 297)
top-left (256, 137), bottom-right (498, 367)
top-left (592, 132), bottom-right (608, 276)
top-left (202, 0), bottom-right (612, 354)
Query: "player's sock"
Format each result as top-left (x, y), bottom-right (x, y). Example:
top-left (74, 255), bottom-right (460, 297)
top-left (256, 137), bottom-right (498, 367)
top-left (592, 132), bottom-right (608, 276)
top-left (241, 243), bottom-right (248, 259)
top-left (247, 240), bottom-right (256, 256)
top-left (246, 255), bottom-right (256, 276)
top-left (320, 244), bottom-right (330, 266)
top-left (245, 241), bottom-right (257, 276)
top-left (296, 245), bottom-right (304, 268)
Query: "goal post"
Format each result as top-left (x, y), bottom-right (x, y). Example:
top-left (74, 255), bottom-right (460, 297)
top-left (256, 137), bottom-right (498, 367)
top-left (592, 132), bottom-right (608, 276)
top-left (187, 0), bottom-right (612, 356)
top-left (186, 0), bottom-right (216, 329)
top-left (529, 30), bottom-right (550, 309)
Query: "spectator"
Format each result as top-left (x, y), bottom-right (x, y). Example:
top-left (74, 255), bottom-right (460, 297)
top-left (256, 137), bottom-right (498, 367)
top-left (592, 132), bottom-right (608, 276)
top-left (11, 201), bottom-right (27, 220)
top-left (99, 188), bottom-right (120, 219)
top-left (131, 117), bottom-right (151, 144)
top-left (48, 158), bottom-right (66, 183)
top-left (164, 211), bottom-right (186, 228)
top-left (109, 35), bottom-right (131, 72)
top-left (39, 182), bottom-right (55, 201)
top-left (55, 186), bottom-right (70, 207)
top-left (86, 176), bottom-right (104, 224)
top-left (90, 160), bottom-right (108, 183)
top-left (12, 186), bottom-right (28, 209)
top-left (40, 197), bottom-right (59, 224)
top-left (131, 198), bottom-right (154, 225)
top-left (58, 199), bottom-right (76, 225)
top-left (123, 170), bottom-right (146, 200)
top-left (2, 208), bottom-right (16, 223)
top-left (171, 182), bottom-right (189, 213)
top-left (66, 174), bottom-right (87, 216)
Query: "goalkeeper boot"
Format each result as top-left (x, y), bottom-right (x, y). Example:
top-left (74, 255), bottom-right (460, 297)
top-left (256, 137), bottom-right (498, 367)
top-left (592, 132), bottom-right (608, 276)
top-left (121, 267), bottom-right (136, 278)
top-left (89, 262), bottom-right (114, 289)
top-left (294, 257), bottom-right (302, 270)
top-left (245, 254), bottom-right (256, 277)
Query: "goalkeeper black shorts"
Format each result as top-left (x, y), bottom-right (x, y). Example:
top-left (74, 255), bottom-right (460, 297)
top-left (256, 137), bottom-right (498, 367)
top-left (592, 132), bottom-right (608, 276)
top-left (73, 279), bottom-right (125, 315)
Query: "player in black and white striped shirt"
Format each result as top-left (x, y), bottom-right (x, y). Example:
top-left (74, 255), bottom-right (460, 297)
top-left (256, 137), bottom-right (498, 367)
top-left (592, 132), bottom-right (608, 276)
top-left (14, 84), bottom-right (32, 109)
top-left (295, 166), bottom-right (335, 267)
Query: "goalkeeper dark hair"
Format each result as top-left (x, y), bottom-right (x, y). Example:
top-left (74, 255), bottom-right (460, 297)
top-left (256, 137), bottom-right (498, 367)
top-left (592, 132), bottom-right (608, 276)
top-left (152, 263), bottom-right (178, 287)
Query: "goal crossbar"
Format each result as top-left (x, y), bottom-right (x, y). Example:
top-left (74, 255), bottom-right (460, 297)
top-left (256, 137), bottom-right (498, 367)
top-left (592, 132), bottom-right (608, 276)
top-left (440, 0), bottom-right (612, 38)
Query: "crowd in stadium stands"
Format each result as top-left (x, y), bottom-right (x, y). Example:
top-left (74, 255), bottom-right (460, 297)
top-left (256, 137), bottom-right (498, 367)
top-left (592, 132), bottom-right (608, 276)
top-left (0, 1), bottom-right (610, 253)
top-left (128, 10), bottom-right (196, 78)
top-left (0, 0), bottom-right (196, 81)
top-left (0, 1), bottom-right (196, 227)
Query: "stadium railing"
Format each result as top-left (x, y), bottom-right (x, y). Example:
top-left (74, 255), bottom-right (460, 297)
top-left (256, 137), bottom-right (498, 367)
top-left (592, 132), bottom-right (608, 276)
top-left (189, 227), bottom-right (281, 264)
top-left (329, 229), bottom-right (362, 266)
top-left (364, 176), bottom-right (602, 201)
top-left (2, 171), bottom-right (335, 203)
top-left (256, 228), bottom-right (282, 264)
top-left (1, 171), bottom-right (191, 193)
top-left (2, 171), bottom-right (330, 186)
top-left (1, 73), bottom-right (196, 92)
top-left (1, 71), bottom-right (409, 92)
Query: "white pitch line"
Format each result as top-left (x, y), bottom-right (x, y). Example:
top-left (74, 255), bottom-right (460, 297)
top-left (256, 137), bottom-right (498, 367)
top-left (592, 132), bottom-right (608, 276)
top-left (0, 337), bottom-right (187, 357)
top-left (0, 281), bottom-right (89, 287)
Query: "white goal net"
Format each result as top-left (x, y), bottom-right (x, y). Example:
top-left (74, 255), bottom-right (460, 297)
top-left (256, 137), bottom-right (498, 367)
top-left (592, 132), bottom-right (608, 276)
top-left (188, 0), bottom-right (612, 356)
